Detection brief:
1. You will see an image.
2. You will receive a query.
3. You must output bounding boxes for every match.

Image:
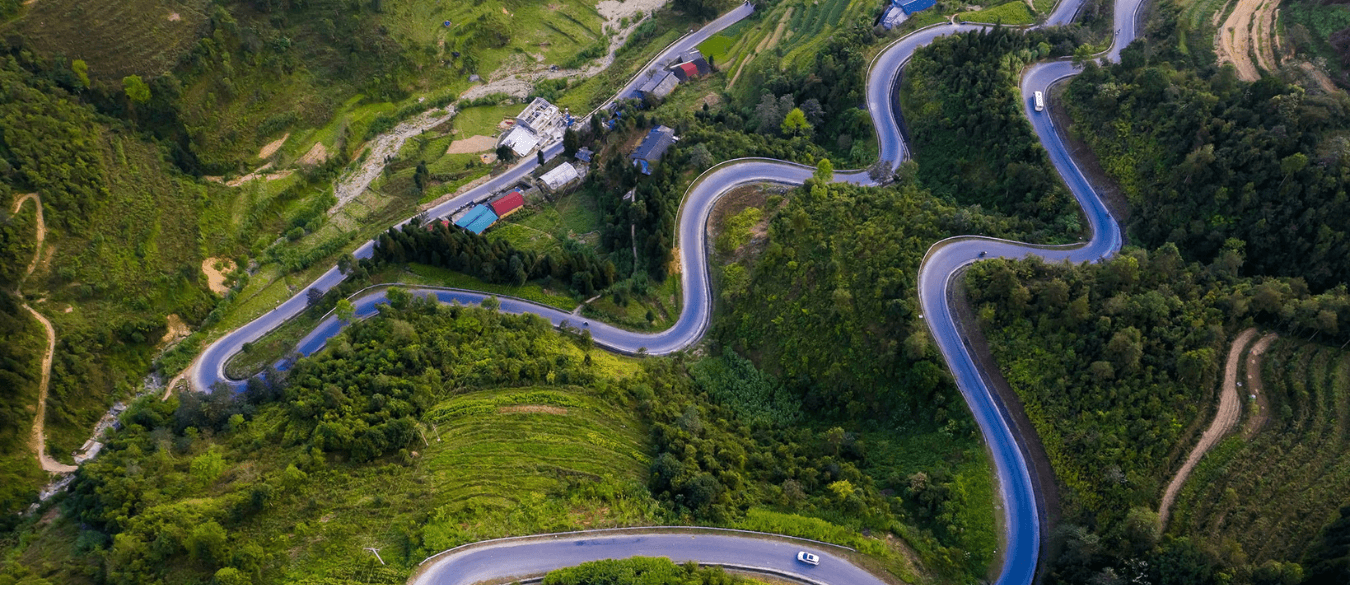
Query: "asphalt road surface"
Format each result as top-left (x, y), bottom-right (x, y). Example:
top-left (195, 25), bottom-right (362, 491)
top-left (192, 0), bottom-right (1146, 584)
top-left (411, 532), bottom-right (885, 585)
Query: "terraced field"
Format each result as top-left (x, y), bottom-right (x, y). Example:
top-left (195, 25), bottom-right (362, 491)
top-left (1167, 338), bottom-right (1350, 563)
top-left (6, 0), bottom-right (211, 79)
top-left (716, 0), bottom-right (873, 92)
top-left (417, 386), bottom-right (659, 549)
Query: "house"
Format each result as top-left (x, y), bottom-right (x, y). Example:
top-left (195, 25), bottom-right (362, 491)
top-left (630, 125), bottom-right (676, 175)
top-left (640, 71), bottom-right (680, 102)
top-left (539, 162), bottom-right (581, 192)
top-left (490, 190), bottom-right (526, 218)
top-left (499, 126), bottom-right (540, 158)
top-left (575, 147), bottom-right (593, 163)
top-left (671, 58), bottom-right (712, 81)
top-left (454, 204), bottom-right (498, 234)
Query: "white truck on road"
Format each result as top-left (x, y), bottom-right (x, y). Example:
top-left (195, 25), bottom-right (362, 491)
top-left (1034, 90), bottom-right (1045, 112)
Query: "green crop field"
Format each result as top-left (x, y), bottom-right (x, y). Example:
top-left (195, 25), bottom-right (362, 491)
top-left (697, 34), bottom-right (735, 63)
top-left (1169, 339), bottom-right (1350, 564)
top-left (959, 1), bottom-right (1036, 24)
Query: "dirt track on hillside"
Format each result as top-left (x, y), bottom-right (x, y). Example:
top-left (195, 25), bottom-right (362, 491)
top-left (10, 194), bottom-right (77, 474)
top-left (1159, 328), bottom-right (1258, 525)
top-left (1242, 333), bottom-right (1278, 438)
top-left (1216, 0), bottom-right (1281, 81)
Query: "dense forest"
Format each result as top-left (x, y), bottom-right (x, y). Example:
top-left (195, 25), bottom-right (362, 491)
top-left (966, 248), bottom-right (1350, 583)
top-left (902, 27), bottom-right (1087, 243)
top-left (1064, 37), bottom-right (1350, 291)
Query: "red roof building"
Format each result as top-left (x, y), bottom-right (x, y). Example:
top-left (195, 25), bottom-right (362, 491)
top-left (678, 62), bottom-right (699, 79)
top-left (490, 191), bottom-right (525, 218)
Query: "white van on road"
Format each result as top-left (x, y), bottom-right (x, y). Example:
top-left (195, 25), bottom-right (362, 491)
top-left (1034, 90), bottom-right (1045, 112)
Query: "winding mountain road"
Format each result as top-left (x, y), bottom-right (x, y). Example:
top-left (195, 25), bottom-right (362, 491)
top-left (191, 0), bottom-right (1144, 584)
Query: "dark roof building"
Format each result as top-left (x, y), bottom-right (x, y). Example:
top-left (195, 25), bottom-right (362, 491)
top-left (630, 125), bottom-right (676, 175)
top-left (490, 191), bottom-right (525, 217)
top-left (575, 147), bottom-right (593, 163)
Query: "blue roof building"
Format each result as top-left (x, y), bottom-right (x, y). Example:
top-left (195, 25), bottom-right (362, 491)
top-left (898, 0), bottom-right (935, 14)
top-left (454, 204), bottom-right (498, 234)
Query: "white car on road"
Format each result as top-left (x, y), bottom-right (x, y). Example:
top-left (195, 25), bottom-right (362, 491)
top-left (796, 551), bottom-right (820, 566)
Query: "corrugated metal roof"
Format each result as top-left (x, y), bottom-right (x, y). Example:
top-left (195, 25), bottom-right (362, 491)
top-left (490, 191), bottom-right (525, 216)
top-left (454, 204), bottom-right (498, 234)
top-left (540, 163), bottom-right (580, 189)
top-left (631, 126), bottom-right (676, 162)
top-left (500, 127), bottom-right (539, 157)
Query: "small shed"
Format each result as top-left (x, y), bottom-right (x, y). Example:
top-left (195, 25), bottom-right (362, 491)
top-left (630, 125), bottom-right (676, 175)
top-left (490, 191), bottom-right (526, 217)
top-left (575, 147), bottom-right (593, 163)
top-left (454, 204), bottom-right (498, 234)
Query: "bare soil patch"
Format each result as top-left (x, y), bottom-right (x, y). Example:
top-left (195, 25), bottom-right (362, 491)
top-left (447, 135), bottom-right (498, 155)
top-left (298, 141), bottom-right (329, 165)
top-left (160, 314), bottom-right (191, 346)
top-left (1216, 0), bottom-right (1277, 81)
top-left (167, 12), bottom-right (181, 21)
top-left (1159, 328), bottom-right (1258, 526)
top-left (202, 257), bottom-right (236, 295)
top-left (258, 133), bottom-right (289, 160)
top-left (498, 405), bottom-right (569, 415)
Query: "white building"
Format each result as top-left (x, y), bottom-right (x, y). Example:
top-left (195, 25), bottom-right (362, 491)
top-left (500, 126), bottom-right (540, 158)
top-left (539, 162), bottom-right (581, 191)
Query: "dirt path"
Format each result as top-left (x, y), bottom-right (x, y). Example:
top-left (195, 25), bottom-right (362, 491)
top-left (1241, 333), bottom-right (1278, 438)
top-left (1216, 0), bottom-right (1278, 81)
top-left (1159, 327), bottom-right (1258, 526)
top-left (10, 195), bottom-right (77, 474)
top-left (331, 106), bottom-right (456, 214)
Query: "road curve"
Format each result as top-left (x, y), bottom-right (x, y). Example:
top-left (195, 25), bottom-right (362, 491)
top-left (411, 531), bottom-right (884, 585)
top-left (192, 0), bottom-right (1146, 584)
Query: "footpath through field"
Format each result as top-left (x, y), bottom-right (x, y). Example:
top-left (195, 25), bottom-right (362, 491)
top-left (9, 194), bottom-right (76, 474)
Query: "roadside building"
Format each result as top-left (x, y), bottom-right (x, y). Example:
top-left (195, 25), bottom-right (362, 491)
top-left (631, 125), bottom-right (676, 175)
top-left (454, 204), bottom-right (498, 234)
top-left (498, 97), bottom-right (569, 157)
top-left (490, 190), bottom-right (526, 218)
top-left (499, 126), bottom-right (540, 158)
top-left (671, 57), bottom-right (712, 81)
top-left (539, 162), bottom-right (582, 192)
top-left (640, 71), bottom-right (680, 102)
top-left (516, 97), bottom-right (561, 134)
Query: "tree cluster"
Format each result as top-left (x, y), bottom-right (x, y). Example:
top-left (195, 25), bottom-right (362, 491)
top-left (902, 27), bottom-right (1085, 242)
top-left (368, 220), bottom-right (617, 296)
